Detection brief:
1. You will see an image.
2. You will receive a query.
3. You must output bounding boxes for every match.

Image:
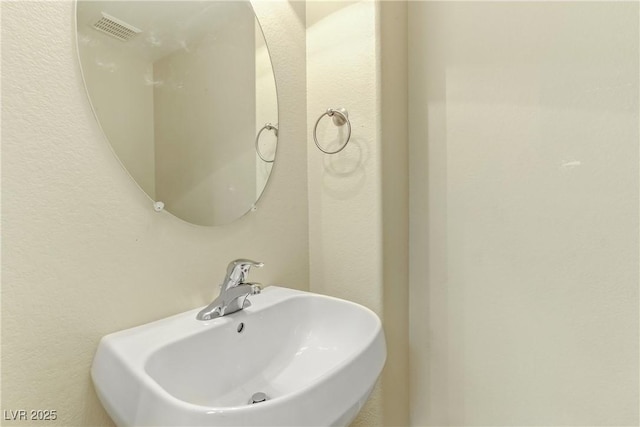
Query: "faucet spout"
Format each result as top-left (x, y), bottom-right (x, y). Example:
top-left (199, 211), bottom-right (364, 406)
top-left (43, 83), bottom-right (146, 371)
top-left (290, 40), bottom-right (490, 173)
top-left (221, 259), bottom-right (264, 291)
top-left (196, 260), bottom-right (263, 321)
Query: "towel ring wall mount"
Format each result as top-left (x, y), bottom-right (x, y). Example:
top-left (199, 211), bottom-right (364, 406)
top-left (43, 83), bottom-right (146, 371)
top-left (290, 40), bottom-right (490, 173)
top-left (313, 108), bottom-right (351, 155)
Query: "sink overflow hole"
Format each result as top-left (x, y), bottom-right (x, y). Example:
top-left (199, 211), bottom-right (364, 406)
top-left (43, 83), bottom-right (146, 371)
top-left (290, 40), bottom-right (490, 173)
top-left (237, 323), bottom-right (244, 333)
top-left (249, 392), bottom-right (268, 404)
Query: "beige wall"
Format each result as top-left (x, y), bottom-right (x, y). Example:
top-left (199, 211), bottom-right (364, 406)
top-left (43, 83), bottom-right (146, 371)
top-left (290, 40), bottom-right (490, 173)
top-left (77, 34), bottom-right (156, 198)
top-left (306, 2), bottom-right (382, 424)
top-left (408, 2), bottom-right (639, 426)
top-left (8, 2), bottom-right (635, 427)
top-left (306, 1), bottom-right (409, 425)
top-left (154, 8), bottom-right (256, 226)
top-left (1, 1), bottom-right (308, 426)
top-left (379, 2), bottom-right (409, 426)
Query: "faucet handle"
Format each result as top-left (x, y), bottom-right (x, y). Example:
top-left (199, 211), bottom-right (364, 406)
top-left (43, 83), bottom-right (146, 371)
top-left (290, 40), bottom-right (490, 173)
top-left (226, 259), bottom-right (264, 284)
top-left (245, 282), bottom-right (262, 295)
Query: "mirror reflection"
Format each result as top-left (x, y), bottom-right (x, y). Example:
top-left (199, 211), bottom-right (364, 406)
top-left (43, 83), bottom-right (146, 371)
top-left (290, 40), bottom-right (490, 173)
top-left (76, 0), bottom-right (278, 226)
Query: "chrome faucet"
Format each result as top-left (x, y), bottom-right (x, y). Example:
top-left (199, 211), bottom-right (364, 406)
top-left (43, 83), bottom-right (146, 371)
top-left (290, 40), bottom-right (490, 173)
top-left (196, 259), bottom-right (263, 320)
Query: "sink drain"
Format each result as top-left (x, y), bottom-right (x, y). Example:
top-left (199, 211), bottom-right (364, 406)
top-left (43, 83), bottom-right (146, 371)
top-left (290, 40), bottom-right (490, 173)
top-left (248, 392), bottom-right (269, 404)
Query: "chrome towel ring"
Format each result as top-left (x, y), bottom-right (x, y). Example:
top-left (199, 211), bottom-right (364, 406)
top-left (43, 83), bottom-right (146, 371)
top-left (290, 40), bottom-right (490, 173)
top-left (255, 122), bottom-right (278, 163)
top-left (313, 108), bottom-right (351, 155)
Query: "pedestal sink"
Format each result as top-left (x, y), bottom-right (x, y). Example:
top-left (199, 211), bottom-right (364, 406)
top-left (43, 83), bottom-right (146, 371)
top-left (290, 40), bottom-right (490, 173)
top-left (91, 286), bottom-right (386, 426)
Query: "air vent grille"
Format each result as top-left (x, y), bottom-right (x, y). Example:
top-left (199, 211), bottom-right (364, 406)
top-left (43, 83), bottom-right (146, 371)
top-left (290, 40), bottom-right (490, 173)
top-left (92, 12), bottom-right (141, 42)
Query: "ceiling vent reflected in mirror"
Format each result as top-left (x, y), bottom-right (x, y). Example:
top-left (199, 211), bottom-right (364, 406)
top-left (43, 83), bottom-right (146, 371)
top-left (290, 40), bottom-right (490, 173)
top-left (92, 12), bottom-right (142, 42)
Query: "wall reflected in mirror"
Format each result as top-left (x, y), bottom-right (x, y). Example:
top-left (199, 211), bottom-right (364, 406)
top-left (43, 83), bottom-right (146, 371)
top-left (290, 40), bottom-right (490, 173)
top-left (76, 0), bottom-right (278, 226)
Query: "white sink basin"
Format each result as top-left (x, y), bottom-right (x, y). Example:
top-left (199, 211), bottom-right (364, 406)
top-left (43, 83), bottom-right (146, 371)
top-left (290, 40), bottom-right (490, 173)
top-left (91, 286), bottom-right (386, 426)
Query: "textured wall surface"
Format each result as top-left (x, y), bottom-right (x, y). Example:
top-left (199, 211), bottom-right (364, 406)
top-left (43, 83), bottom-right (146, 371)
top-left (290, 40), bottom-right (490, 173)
top-left (1, 1), bottom-right (308, 425)
top-left (409, 2), bottom-right (639, 426)
top-left (307, 1), bottom-right (409, 425)
top-left (306, 2), bottom-right (383, 425)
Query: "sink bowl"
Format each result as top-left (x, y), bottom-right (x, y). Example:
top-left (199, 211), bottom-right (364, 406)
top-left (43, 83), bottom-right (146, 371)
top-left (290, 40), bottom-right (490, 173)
top-left (91, 286), bottom-right (386, 426)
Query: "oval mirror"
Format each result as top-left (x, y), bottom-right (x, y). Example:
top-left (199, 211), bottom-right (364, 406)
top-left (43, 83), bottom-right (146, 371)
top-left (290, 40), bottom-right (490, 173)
top-left (76, 0), bottom-right (278, 226)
